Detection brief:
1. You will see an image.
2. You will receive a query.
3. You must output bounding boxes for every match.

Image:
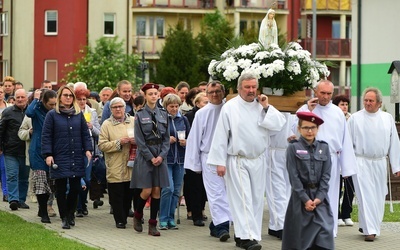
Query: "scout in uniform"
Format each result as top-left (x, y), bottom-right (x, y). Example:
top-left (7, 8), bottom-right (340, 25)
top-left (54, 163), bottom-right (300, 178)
top-left (130, 83), bottom-right (170, 236)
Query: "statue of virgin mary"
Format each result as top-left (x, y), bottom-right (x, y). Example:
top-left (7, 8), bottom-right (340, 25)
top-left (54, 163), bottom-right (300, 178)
top-left (259, 8), bottom-right (278, 48)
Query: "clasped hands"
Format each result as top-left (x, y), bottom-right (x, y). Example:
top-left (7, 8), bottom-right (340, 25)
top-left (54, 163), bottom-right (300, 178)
top-left (305, 198), bottom-right (321, 212)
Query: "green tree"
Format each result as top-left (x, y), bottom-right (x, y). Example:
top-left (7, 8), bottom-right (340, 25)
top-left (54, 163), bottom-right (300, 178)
top-left (196, 11), bottom-right (235, 80)
top-left (63, 37), bottom-right (140, 92)
top-left (155, 23), bottom-right (201, 87)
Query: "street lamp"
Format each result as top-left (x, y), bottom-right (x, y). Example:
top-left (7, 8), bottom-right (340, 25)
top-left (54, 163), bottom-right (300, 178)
top-left (139, 51), bottom-right (148, 86)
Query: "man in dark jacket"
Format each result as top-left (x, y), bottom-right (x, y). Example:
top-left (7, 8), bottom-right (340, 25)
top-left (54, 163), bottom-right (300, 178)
top-left (0, 89), bottom-right (29, 210)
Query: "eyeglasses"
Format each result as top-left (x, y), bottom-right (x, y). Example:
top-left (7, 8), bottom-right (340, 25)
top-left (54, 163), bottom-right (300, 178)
top-left (77, 98), bottom-right (87, 102)
top-left (62, 94), bottom-right (74, 98)
top-left (300, 126), bottom-right (318, 132)
top-left (111, 105), bottom-right (125, 109)
top-left (207, 90), bottom-right (222, 95)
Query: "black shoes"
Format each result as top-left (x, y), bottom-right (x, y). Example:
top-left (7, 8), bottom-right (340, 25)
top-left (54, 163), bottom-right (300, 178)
top-left (193, 220), bottom-right (205, 227)
top-left (62, 218), bottom-right (70, 229)
top-left (268, 228), bottom-right (282, 239)
top-left (3, 195), bottom-right (7, 202)
top-left (219, 231), bottom-right (231, 242)
top-left (116, 223), bottom-right (126, 229)
top-left (236, 239), bottom-right (262, 250)
top-left (82, 208), bottom-right (89, 216)
top-left (41, 215), bottom-right (51, 224)
top-left (76, 210), bottom-right (84, 217)
top-left (93, 199), bottom-right (104, 209)
top-left (18, 202), bottom-right (30, 209)
top-left (9, 201), bottom-right (18, 210)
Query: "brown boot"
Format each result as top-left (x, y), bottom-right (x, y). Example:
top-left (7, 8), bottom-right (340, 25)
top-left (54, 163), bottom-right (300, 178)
top-left (133, 212), bottom-right (143, 232)
top-left (148, 219), bottom-right (160, 236)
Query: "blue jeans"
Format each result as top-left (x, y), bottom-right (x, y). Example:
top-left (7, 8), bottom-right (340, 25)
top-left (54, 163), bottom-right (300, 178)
top-left (0, 154), bottom-right (7, 195)
top-left (4, 155), bottom-right (30, 203)
top-left (159, 163), bottom-right (184, 223)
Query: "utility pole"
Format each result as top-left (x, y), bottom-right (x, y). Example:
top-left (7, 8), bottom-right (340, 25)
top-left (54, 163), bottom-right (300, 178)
top-left (312, 0), bottom-right (317, 59)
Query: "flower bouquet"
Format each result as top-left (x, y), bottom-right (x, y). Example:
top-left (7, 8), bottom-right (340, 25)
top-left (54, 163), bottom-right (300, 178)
top-left (208, 42), bottom-right (330, 96)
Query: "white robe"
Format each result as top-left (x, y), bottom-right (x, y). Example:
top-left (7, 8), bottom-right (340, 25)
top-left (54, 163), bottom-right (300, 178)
top-left (348, 109), bottom-right (400, 236)
top-left (184, 102), bottom-right (232, 226)
top-left (207, 96), bottom-right (286, 241)
top-left (265, 112), bottom-right (294, 231)
top-left (296, 102), bottom-right (357, 236)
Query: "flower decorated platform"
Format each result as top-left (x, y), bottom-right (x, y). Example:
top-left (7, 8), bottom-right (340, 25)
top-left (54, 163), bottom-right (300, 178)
top-left (209, 42), bottom-right (330, 112)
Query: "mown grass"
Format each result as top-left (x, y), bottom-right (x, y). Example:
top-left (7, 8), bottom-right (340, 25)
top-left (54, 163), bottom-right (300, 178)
top-left (0, 211), bottom-right (98, 250)
top-left (351, 203), bottom-right (400, 222)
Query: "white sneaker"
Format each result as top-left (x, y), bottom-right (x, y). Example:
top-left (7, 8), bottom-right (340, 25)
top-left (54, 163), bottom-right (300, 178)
top-left (338, 219), bottom-right (345, 226)
top-left (344, 218), bottom-right (354, 226)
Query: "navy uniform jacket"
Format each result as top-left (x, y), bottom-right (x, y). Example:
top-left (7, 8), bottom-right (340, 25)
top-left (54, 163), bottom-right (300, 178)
top-left (130, 104), bottom-right (170, 189)
top-left (282, 136), bottom-right (334, 250)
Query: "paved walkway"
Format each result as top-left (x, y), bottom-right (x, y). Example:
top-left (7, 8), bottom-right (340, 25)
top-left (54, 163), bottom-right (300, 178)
top-left (0, 194), bottom-right (398, 250)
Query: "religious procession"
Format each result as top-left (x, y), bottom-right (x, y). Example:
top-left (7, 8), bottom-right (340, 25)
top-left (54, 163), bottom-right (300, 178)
top-left (1, 1), bottom-right (400, 250)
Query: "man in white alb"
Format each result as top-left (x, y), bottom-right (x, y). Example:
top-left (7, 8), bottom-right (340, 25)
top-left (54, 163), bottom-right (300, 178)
top-left (295, 79), bottom-right (357, 237)
top-left (184, 80), bottom-right (232, 242)
top-left (348, 87), bottom-right (400, 242)
top-left (207, 73), bottom-right (286, 250)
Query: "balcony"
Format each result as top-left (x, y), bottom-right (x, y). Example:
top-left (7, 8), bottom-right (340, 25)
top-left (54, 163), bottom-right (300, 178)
top-left (132, 36), bottom-right (165, 57)
top-left (229, 0), bottom-right (286, 9)
top-left (133, 0), bottom-right (215, 8)
top-left (302, 0), bottom-right (351, 11)
top-left (300, 38), bottom-right (351, 59)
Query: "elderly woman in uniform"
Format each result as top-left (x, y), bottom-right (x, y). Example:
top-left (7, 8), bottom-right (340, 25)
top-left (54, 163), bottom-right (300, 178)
top-left (98, 97), bottom-right (135, 229)
top-left (131, 83), bottom-right (169, 236)
top-left (282, 112), bottom-right (334, 250)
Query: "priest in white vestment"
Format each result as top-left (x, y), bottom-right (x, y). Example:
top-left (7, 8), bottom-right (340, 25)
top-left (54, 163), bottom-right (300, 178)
top-left (207, 73), bottom-right (286, 250)
top-left (184, 81), bottom-right (232, 242)
top-left (295, 80), bottom-right (357, 237)
top-left (265, 112), bottom-right (295, 239)
top-left (348, 87), bottom-right (400, 242)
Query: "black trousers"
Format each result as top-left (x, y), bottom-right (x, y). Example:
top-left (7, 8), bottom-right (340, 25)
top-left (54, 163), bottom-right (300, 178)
top-left (108, 182), bottom-right (133, 225)
top-left (55, 177), bottom-right (81, 219)
top-left (184, 169), bottom-right (207, 221)
top-left (338, 175), bottom-right (355, 219)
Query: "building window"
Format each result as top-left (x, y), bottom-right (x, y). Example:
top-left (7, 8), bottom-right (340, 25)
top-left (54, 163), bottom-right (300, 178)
top-left (136, 17), bottom-right (164, 37)
top-left (45, 60), bottom-right (57, 83)
top-left (178, 17), bottom-right (191, 31)
top-left (0, 12), bottom-right (8, 36)
top-left (104, 13), bottom-right (115, 36)
top-left (45, 11), bottom-right (57, 35)
top-left (0, 60), bottom-right (8, 79)
top-left (240, 20), bottom-right (247, 35)
top-left (136, 17), bottom-right (146, 36)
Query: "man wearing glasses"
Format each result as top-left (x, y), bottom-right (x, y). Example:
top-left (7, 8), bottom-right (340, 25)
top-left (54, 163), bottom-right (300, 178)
top-left (185, 80), bottom-right (232, 242)
top-left (295, 79), bottom-right (357, 238)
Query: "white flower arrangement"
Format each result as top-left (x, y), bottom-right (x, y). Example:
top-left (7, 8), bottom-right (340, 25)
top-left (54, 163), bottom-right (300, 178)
top-left (208, 42), bottom-right (330, 95)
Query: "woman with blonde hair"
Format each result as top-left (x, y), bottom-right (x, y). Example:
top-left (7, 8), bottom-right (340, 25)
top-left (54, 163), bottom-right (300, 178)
top-left (42, 85), bottom-right (92, 229)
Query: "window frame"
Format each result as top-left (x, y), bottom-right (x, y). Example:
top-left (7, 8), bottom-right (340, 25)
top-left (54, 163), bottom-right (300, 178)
top-left (44, 60), bottom-right (58, 84)
top-left (45, 10), bottom-right (58, 35)
top-left (104, 13), bottom-right (116, 37)
top-left (0, 12), bottom-right (8, 36)
top-left (136, 16), bottom-right (164, 37)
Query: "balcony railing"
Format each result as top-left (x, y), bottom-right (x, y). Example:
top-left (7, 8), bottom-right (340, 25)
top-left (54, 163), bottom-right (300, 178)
top-left (302, 0), bottom-right (351, 11)
top-left (300, 38), bottom-right (351, 59)
top-left (133, 36), bottom-right (165, 55)
top-left (133, 0), bottom-right (215, 8)
top-left (133, 0), bottom-right (287, 9)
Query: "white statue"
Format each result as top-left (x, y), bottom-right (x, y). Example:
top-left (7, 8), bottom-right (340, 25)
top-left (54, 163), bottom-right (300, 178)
top-left (259, 8), bottom-right (278, 48)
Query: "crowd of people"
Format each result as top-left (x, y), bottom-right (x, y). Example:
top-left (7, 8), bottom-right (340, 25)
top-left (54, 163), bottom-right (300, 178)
top-left (1, 74), bottom-right (400, 250)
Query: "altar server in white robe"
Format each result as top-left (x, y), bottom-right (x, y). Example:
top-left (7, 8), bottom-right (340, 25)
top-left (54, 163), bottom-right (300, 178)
top-left (184, 80), bottom-right (232, 242)
top-left (265, 112), bottom-right (296, 239)
top-left (348, 87), bottom-right (400, 242)
top-left (207, 72), bottom-right (286, 250)
top-left (295, 80), bottom-right (357, 237)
